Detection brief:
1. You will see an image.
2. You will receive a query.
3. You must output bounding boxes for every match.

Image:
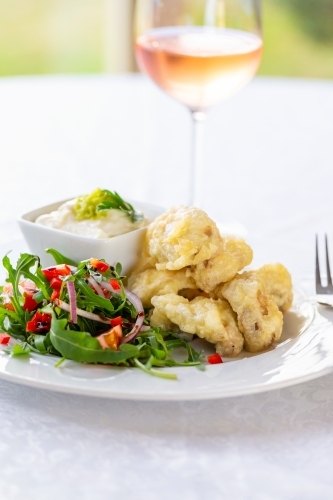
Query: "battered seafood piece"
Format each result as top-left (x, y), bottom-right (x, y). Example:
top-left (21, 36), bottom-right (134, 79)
top-left (218, 273), bottom-right (283, 353)
top-left (190, 236), bottom-right (253, 293)
top-left (146, 205), bottom-right (221, 271)
top-left (254, 263), bottom-right (293, 312)
top-left (127, 268), bottom-right (198, 308)
top-left (129, 204), bottom-right (292, 358)
top-left (130, 238), bottom-right (158, 274)
top-left (150, 294), bottom-right (244, 357)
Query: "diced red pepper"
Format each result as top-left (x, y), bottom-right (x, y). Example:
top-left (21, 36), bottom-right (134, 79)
top-left (90, 258), bottom-right (109, 273)
top-left (109, 279), bottom-right (120, 290)
top-left (42, 265), bottom-right (71, 281)
top-left (26, 311), bottom-right (52, 334)
top-left (0, 334), bottom-right (10, 345)
top-left (49, 277), bottom-right (63, 290)
top-left (50, 289), bottom-right (60, 302)
top-left (110, 316), bottom-right (122, 327)
top-left (23, 290), bottom-right (39, 312)
top-left (207, 353), bottom-right (223, 364)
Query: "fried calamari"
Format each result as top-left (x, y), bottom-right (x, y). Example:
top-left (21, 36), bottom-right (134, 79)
top-left (146, 205), bottom-right (221, 270)
top-left (190, 236), bottom-right (253, 293)
top-left (254, 263), bottom-right (293, 312)
top-left (127, 205), bottom-right (293, 358)
top-left (127, 268), bottom-right (197, 308)
top-left (150, 294), bottom-right (244, 357)
top-left (218, 273), bottom-right (283, 353)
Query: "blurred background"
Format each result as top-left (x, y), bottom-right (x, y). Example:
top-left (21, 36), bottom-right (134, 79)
top-left (0, 0), bottom-right (332, 79)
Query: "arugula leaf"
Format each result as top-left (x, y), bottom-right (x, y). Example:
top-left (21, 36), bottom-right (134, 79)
top-left (115, 263), bottom-right (122, 276)
top-left (0, 314), bottom-right (26, 340)
top-left (5, 343), bottom-right (31, 356)
top-left (3, 253), bottom-right (51, 308)
top-left (29, 334), bottom-right (48, 354)
top-left (97, 190), bottom-right (144, 223)
top-left (75, 278), bottom-right (116, 313)
top-left (2, 254), bottom-right (33, 315)
top-left (48, 309), bottom-right (139, 364)
top-left (46, 248), bottom-right (78, 266)
top-left (133, 357), bottom-right (177, 380)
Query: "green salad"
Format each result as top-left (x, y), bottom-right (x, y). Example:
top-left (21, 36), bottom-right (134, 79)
top-left (0, 249), bottom-right (204, 379)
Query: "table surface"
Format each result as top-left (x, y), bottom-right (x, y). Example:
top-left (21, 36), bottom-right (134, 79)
top-left (0, 73), bottom-right (333, 499)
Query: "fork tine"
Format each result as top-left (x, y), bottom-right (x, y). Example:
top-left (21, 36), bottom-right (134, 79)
top-left (325, 234), bottom-right (333, 286)
top-left (316, 234), bottom-right (322, 287)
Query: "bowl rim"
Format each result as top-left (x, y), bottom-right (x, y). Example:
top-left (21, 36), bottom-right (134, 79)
top-left (17, 197), bottom-right (165, 243)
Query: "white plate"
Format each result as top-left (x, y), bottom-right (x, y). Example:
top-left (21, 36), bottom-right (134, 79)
top-left (1, 239), bottom-right (333, 400)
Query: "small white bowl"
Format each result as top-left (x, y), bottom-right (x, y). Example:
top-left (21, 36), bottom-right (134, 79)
top-left (17, 198), bottom-right (164, 274)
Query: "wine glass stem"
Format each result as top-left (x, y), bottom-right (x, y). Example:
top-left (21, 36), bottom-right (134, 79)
top-left (189, 110), bottom-right (207, 207)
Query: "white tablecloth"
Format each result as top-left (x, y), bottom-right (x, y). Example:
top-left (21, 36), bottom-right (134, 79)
top-left (0, 74), bottom-right (333, 499)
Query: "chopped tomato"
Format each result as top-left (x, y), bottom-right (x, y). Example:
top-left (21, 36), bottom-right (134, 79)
top-left (104, 331), bottom-right (119, 350)
top-left (109, 279), bottom-right (121, 290)
top-left (3, 301), bottom-right (15, 311)
top-left (90, 258), bottom-right (109, 273)
top-left (113, 325), bottom-right (123, 341)
top-left (207, 353), bottom-right (223, 364)
top-left (23, 290), bottom-right (39, 312)
top-left (97, 325), bottom-right (123, 350)
top-left (42, 265), bottom-right (71, 281)
top-left (110, 316), bottom-right (122, 327)
top-left (0, 334), bottom-right (10, 345)
top-left (26, 311), bottom-right (52, 334)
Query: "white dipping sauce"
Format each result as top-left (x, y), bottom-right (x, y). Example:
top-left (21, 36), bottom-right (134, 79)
top-left (35, 199), bottom-right (150, 238)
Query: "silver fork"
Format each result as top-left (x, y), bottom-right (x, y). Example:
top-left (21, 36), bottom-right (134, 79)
top-left (315, 234), bottom-right (333, 307)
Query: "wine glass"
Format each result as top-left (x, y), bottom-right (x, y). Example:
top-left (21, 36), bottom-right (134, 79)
top-left (134, 0), bottom-right (262, 208)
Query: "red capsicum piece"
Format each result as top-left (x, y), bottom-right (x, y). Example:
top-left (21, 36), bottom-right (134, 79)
top-left (0, 334), bottom-right (10, 345)
top-left (26, 311), bottom-right (52, 334)
top-left (207, 353), bottom-right (223, 364)
top-left (42, 265), bottom-right (71, 281)
top-left (23, 290), bottom-right (40, 312)
top-left (49, 277), bottom-right (63, 290)
top-left (90, 258), bottom-right (110, 273)
top-left (109, 279), bottom-right (121, 290)
top-left (50, 289), bottom-right (60, 302)
top-left (110, 316), bottom-right (122, 327)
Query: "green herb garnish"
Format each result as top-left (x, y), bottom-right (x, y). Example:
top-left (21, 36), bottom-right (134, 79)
top-left (74, 188), bottom-right (143, 223)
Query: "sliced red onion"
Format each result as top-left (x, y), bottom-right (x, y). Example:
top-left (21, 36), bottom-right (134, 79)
top-left (140, 325), bottom-right (151, 332)
top-left (54, 299), bottom-right (110, 324)
top-left (66, 281), bottom-right (77, 324)
top-left (87, 276), bottom-right (105, 297)
top-left (42, 265), bottom-right (77, 272)
top-left (67, 265), bottom-right (78, 272)
top-left (120, 288), bottom-right (144, 344)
